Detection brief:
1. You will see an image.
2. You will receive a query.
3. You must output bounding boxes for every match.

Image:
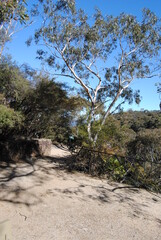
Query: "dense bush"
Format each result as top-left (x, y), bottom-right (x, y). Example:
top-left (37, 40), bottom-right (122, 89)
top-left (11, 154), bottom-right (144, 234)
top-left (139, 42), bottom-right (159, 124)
top-left (0, 104), bottom-right (23, 138)
top-left (0, 59), bottom-right (81, 143)
top-left (125, 129), bottom-right (161, 192)
top-left (71, 118), bottom-right (161, 192)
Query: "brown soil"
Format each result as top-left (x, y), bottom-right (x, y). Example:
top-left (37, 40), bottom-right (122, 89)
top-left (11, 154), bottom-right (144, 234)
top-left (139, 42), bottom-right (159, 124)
top-left (0, 145), bottom-right (161, 240)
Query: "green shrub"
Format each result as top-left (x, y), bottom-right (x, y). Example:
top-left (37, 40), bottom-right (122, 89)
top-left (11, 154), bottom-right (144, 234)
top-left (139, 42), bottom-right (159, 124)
top-left (0, 104), bottom-right (23, 137)
top-left (126, 129), bottom-right (161, 192)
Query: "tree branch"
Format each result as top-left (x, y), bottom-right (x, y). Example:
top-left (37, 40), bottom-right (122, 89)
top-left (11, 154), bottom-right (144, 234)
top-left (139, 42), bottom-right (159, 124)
top-left (125, 43), bottom-right (143, 57)
top-left (80, 61), bottom-right (102, 103)
top-left (58, 52), bottom-right (93, 102)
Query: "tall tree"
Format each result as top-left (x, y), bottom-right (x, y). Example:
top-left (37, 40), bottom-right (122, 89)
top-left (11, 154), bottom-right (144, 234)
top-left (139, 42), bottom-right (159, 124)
top-left (29, 1), bottom-right (161, 144)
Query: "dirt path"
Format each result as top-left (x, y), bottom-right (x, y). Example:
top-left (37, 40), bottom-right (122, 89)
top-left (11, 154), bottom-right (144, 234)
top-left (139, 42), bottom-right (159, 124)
top-left (0, 145), bottom-right (161, 240)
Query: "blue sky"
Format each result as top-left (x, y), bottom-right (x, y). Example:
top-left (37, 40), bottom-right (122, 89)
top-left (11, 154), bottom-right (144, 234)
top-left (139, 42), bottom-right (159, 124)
top-left (5, 0), bottom-right (161, 111)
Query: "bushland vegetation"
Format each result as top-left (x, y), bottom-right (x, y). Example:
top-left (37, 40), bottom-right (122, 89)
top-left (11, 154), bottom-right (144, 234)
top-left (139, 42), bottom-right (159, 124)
top-left (0, 0), bottom-right (161, 193)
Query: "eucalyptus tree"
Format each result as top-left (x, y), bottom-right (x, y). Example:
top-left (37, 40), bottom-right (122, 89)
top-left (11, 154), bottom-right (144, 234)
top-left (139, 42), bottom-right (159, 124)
top-left (30, 0), bottom-right (161, 144)
top-left (0, 0), bottom-right (30, 58)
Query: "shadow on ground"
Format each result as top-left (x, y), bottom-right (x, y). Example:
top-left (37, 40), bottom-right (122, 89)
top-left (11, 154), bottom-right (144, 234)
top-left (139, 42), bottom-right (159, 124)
top-left (0, 147), bottom-right (75, 206)
top-left (0, 145), bottom-right (161, 226)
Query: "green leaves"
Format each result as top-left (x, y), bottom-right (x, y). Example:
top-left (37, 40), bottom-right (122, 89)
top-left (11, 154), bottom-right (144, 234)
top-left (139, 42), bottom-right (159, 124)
top-left (0, 0), bottom-right (29, 24)
top-left (0, 0), bottom-right (30, 60)
top-left (30, 3), bottom-right (161, 142)
top-left (0, 58), bottom-right (30, 106)
top-left (0, 104), bottom-right (23, 133)
top-left (18, 75), bottom-right (80, 141)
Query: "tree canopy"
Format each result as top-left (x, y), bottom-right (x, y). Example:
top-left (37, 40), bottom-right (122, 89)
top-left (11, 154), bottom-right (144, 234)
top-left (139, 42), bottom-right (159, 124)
top-left (0, 0), bottom-right (30, 58)
top-left (29, 0), bottom-right (161, 143)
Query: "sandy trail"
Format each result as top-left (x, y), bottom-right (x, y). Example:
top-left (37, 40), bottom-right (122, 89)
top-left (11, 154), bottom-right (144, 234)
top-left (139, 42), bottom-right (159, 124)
top-left (0, 145), bottom-right (161, 240)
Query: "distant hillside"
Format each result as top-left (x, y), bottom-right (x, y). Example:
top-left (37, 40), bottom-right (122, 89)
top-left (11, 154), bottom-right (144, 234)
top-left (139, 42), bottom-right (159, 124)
top-left (115, 110), bottom-right (161, 133)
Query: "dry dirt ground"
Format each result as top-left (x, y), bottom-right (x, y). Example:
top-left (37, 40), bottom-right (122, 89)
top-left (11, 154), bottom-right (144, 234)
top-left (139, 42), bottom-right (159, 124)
top-left (0, 145), bottom-right (161, 240)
